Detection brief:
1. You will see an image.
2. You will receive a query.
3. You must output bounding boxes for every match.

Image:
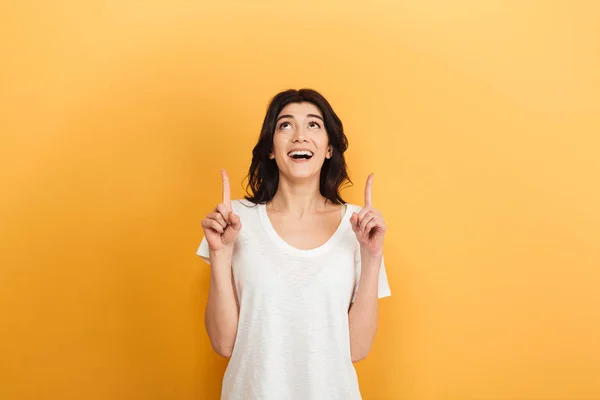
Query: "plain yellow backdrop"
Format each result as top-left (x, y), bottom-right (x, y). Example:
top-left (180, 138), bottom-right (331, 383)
top-left (1, 1), bottom-right (599, 399)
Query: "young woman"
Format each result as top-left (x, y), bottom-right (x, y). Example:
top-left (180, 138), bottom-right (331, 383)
top-left (197, 88), bottom-right (391, 399)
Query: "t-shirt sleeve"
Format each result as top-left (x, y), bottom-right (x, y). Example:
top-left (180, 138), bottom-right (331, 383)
top-left (351, 250), bottom-right (391, 302)
top-left (196, 235), bottom-right (211, 265)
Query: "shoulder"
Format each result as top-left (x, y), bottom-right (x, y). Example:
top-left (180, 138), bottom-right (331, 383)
top-left (230, 199), bottom-right (263, 236)
top-left (344, 203), bottom-right (364, 214)
top-left (232, 198), bottom-right (259, 207)
top-left (231, 198), bottom-right (261, 215)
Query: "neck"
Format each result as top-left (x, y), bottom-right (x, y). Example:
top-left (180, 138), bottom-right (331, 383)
top-left (269, 174), bottom-right (328, 217)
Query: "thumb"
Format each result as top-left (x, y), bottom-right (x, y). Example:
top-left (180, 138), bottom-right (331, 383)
top-left (229, 212), bottom-right (242, 231)
top-left (350, 213), bottom-right (359, 232)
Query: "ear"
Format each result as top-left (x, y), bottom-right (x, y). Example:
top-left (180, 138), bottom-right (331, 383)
top-left (269, 150), bottom-right (275, 159)
top-left (326, 145), bottom-right (333, 159)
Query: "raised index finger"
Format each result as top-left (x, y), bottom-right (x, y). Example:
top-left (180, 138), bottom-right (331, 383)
top-left (221, 169), bottom-right (231, 210)
top-left (364, 173), bottom-right (374, 207)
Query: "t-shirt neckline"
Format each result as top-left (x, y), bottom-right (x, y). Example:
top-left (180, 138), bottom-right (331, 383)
top-left (258, 202), bottom-right (352, 257)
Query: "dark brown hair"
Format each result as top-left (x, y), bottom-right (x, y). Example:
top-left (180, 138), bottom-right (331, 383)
top-left (244, 88), bottom-right (352, 205)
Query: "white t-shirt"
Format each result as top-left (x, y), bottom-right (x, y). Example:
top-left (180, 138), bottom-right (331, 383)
top-left (197, 199), bottom-right (391, 400)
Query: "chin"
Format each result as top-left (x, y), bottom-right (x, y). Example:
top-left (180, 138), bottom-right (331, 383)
top-left (282, 167), bottom-right (320, 180)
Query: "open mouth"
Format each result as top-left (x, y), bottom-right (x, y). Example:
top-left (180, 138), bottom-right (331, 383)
top-left (287, 150), bottom-right (314, 160)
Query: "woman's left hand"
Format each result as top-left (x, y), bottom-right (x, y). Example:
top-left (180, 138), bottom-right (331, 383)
top-left (350, 173), bottom-right (387, 258)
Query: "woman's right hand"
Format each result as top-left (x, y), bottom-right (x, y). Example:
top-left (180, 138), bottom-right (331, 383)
top-left (201, 169), bottom-right (242, 253)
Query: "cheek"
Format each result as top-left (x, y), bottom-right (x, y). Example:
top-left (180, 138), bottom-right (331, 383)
top-left (313, 134), bottom-right (330, 153)
top-left (272, 134), bottom-right (287, 154)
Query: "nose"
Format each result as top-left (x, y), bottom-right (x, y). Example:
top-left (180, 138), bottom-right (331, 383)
top-left (292, 126), bottom-right (309, 143)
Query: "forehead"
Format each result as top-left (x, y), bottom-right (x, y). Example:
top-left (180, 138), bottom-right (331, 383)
top-left (277, 102), bottom-right (323, 119)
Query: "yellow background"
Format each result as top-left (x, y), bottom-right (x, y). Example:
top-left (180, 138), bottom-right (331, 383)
top-left (1, 1), bottom-right (599, 399)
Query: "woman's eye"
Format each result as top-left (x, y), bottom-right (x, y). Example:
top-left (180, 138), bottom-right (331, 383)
top-left (309, 122), bottom-right (321, 129)
top-left (278, 122), bottom-right (291, 129)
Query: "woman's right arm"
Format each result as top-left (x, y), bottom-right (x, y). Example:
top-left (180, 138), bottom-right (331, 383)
top-left (202, 169), bottom-right (242, 358)
top-left (205, 248), bottom-right (239, 358)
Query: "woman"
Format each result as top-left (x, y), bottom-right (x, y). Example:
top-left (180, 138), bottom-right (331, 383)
top-left (197, 88), bottom-right (391, 400)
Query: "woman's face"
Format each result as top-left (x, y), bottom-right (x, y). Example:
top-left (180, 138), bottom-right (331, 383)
top-left (269, 101), bottom-right (332, 180)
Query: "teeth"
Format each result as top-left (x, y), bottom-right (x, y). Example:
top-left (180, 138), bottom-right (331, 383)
top-left (288, 150), bottom-right (314, 157)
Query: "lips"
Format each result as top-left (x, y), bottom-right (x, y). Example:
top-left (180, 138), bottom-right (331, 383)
top-left (287, 149), bottom-right (314, 160)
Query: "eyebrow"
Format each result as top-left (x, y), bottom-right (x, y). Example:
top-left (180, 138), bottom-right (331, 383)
top-left (276, 113), bottom-right (324, 122)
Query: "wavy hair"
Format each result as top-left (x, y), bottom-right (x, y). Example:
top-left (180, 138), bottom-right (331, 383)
top-left (244, 88), bottom-right (352, 205)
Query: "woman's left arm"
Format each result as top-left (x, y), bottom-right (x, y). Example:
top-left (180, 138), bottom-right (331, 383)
top-left (348, 251), bottom-right (383, 362)
top-left (348, 173), bottom-right (387, 362)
